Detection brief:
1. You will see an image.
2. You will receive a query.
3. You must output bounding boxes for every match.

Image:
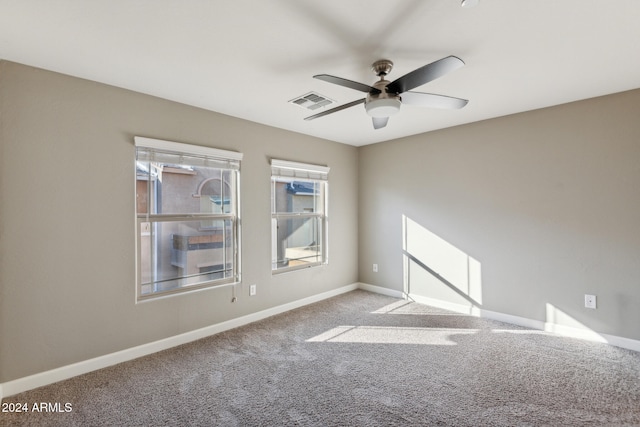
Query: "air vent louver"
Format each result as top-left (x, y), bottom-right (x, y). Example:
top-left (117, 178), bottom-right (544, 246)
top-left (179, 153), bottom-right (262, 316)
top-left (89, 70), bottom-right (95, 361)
top-left (289, 92), bottom-right (335, 111)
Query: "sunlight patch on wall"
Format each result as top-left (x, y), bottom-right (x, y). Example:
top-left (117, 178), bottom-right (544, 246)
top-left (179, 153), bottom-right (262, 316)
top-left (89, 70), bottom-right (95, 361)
top-left (402, 215), bottom-right (482, 311)
top-left (545, 303), bottom-right (606, 343)
top-left (306, 325), bottom-right (479, 345)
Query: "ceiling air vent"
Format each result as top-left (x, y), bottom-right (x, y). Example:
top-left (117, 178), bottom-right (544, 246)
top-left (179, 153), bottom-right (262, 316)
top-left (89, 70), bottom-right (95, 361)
top-left (289, 92), bottom-right (334, 111)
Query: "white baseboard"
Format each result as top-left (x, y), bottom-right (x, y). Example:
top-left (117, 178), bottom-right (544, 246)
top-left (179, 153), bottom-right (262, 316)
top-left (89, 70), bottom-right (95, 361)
top-left (357, 282), bottom-right (404, 299)
top-left (0, 283), bottom-right (358, 400)
top-left (407, 293), bottom-right (483, 317)
top-left (597, 332), bottom-right (640, 352)
top-left (479, 307), bottom-right (546, 331)
top-left (401, 291), bottom-right (640, 353)
top-left (4, 283), bottom-right (638, 400)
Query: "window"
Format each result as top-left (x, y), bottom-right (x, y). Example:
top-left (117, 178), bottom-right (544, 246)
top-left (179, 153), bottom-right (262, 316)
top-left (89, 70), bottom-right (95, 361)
top-left (135, 137), bottom-right (242, 301)
top-left (271, 159), bottom-right (329, 273)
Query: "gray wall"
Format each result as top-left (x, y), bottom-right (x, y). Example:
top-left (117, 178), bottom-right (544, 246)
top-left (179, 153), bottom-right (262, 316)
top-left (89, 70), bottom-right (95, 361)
top-left (358, 89), bottom-right (640, 341)
top-left (0, 61), bottom-right (359, 382)
top-left (2, 59), bottom-right (639, 384)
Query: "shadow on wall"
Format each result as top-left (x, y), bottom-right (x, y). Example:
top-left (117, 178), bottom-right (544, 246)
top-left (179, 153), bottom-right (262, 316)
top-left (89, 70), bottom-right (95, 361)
top-left (402, 215), bottom-right (482, 314)
top-left (401, 215), bottom-right (607, 343)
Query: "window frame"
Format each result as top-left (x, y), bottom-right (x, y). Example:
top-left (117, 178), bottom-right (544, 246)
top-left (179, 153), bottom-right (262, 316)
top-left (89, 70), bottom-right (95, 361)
top-left (134, 137), bottom-right (242, 302)
top-left (271, 159), bottom-right (329, 274)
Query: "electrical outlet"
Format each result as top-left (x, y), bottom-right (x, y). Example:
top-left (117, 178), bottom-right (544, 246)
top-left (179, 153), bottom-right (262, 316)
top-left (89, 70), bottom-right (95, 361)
top-left (373, 263), bottom-right (378, 273)
top-left (250, 284), bottom-right (256, 296)
top-left (584, 294), bottom-right (597, 309)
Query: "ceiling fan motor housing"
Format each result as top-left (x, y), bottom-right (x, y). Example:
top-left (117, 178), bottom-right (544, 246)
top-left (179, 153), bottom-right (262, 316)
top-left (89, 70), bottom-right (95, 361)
top-left (307, 55), bottom-right (467, 128)
top-left (366, 79), bottom-right (402, 118)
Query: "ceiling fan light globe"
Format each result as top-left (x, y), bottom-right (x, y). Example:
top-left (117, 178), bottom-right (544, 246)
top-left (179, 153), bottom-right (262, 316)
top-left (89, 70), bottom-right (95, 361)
top-left (365, 98), bottom-right (401, 118)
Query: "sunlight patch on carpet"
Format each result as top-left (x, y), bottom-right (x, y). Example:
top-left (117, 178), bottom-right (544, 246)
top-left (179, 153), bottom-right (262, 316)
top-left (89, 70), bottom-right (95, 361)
top-left (306, 325), bottom-right (479, 345)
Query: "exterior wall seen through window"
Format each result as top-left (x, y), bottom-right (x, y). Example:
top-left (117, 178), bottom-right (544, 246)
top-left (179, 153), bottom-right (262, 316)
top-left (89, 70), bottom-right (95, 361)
top-left (135, 138), bottom-right (241, 301)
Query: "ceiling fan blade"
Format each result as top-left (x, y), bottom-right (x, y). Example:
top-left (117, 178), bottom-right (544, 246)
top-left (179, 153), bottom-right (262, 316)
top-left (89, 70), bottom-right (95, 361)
top-left (401, 92), bottom-right (469, 109)
top-left (314, 74), bottom-right (381, 94)
top-left (372, 117), bottom-right (389, 129)
top-left (386, 56), bottom-right (465, 95)
top-left (304, 98), bottom-right (365, 121)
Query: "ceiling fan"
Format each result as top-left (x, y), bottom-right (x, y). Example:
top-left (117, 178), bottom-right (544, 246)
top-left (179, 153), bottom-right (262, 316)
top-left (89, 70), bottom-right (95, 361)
top-left (305, 56), bottom-right (468, 129)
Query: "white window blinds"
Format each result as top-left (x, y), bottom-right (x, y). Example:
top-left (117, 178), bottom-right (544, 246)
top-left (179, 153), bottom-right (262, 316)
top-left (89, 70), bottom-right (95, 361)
top-left (270, 159), bottom-right (329, 181)
top-left (135, 137), bottom-right (242, 170)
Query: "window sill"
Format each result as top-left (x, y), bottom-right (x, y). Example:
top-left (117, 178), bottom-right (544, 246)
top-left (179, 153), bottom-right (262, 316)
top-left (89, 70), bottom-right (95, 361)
top-left (271, 262), bottom-right (325, 275)
top-left (136, 278), bottom-right (239, 303)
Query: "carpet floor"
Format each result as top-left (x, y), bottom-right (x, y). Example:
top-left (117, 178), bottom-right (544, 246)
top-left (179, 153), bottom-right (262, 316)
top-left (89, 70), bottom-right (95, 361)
top-left (2, 290), bottom-right (639, 426)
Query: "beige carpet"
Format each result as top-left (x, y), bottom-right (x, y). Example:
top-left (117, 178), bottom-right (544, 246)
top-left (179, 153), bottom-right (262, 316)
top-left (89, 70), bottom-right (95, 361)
top-left (2, 290), bottom-right (639, 426)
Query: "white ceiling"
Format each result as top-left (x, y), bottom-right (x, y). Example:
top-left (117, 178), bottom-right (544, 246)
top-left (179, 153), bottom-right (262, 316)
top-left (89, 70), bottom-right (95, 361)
top-left (2, 0), bottom-right (639, 146)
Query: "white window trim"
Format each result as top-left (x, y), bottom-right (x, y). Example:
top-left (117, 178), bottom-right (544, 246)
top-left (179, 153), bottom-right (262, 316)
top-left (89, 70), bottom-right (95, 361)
top-left (135, 137), bottom-right (243, 162)
top-left (135, 136), bottom-right (242, 302)
top-left (270, 159), bottom-right (329, 274)
top-left (271, 159), bottom-right (330, 176)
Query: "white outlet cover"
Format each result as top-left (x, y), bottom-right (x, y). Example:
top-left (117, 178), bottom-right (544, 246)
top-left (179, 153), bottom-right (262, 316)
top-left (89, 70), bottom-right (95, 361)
top-left (584, 294), bottom-right (597, 309)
